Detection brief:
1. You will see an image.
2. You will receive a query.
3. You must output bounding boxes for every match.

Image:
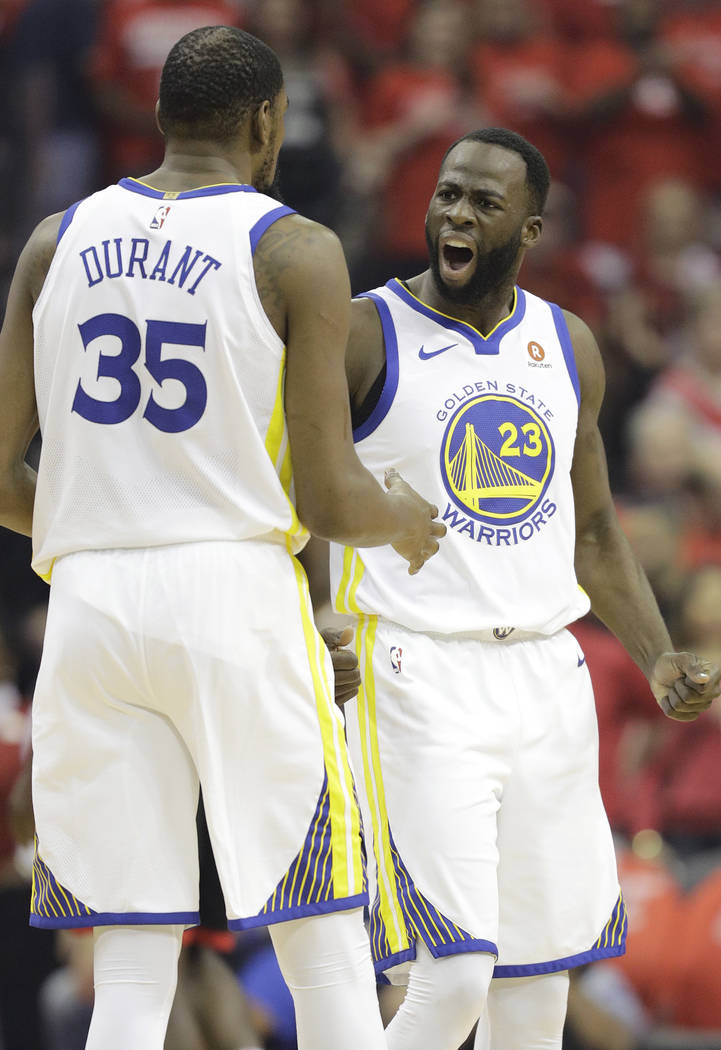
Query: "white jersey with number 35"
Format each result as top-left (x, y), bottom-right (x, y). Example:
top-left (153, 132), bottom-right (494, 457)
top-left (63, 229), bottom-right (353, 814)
top-left (330, 279), bottom-right (591, 635)
top-left (32, 179), bottom-right (306, 580)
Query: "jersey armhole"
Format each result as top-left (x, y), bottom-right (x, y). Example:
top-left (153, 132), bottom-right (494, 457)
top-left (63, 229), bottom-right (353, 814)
top-left (249, 205), bottom-right (296, 255)
top-left (549, 303), bottom-right (581, 407)
top-left (352, 293), bottom-right (399, 442)
top-left (57, 200), bottom-right (83, 244)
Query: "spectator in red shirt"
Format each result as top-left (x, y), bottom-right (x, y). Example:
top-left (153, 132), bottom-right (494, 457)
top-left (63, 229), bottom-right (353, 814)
top-left (568, 0), bottom-right (714, 248)
top-left (349, 0), bottom-right (483, 289)
top-left (470, 0), bottom-right (571, 180)
top-left (90, 0), bottom-right (245, 183)
top-left (670, 863), bottom-right (721, 1029)
top-left (249, 0), bottom-right (356, 229)
top-left (518, 180), bottom-right (605, 334)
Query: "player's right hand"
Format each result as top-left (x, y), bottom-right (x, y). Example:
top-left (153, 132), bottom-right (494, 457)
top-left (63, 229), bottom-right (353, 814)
top-left (384, 467), bottom-right (446, 575)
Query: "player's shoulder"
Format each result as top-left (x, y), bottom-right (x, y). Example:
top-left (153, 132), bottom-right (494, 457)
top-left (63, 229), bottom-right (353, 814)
top-left (350, 294), bottom-right (384, 340)
top-left (21, 211), bottom-right (66, 303)
top-left (560, 309), bottom-right (605, 412)
top-left (255, 211), bottom-right (344, 274)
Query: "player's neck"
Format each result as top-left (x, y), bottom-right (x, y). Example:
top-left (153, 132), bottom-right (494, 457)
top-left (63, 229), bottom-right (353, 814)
top-left (138, 146), bottom-right (252, 192)
top-left (407, 272), bottom-right (519, 338)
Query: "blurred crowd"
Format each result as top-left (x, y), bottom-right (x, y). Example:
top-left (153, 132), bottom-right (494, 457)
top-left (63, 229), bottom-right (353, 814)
top-left (1, 0), bottom-right (721, 1047)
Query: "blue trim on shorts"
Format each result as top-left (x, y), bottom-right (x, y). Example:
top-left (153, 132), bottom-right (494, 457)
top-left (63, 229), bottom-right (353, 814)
top-left (431, 937), bottom-right (498, 960)
top-left (29, 910), bottom-right (200, 930)
top-left (373, 945), bottom-right (417, 975)
top-left (249, 205), bottom-right (296, 255)
top-left (228, 891), bottom-right (369, 930)
top-left (493, 940), bottom-right (626, 978)
top-left (549, 302), bottom-right (581, 406)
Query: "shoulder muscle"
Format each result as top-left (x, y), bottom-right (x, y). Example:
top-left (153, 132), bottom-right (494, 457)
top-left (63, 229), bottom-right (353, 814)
top-left (253, 213), bottom-right (349, 342)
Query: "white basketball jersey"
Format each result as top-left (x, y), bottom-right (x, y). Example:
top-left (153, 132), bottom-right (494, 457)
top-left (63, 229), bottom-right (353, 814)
top-left (330, 279), bottom-right (590, 634)
top-left (32, 179), bottom-right (308, 580)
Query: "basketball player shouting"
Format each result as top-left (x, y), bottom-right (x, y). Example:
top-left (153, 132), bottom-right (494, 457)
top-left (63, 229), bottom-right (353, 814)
top-left (330, 128), bottom-right (721, 1050)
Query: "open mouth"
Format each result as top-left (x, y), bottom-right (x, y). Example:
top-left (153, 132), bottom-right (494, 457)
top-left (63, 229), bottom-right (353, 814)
top-left (443, 244), bottom-right (474, 271)
top-left (440, 237), bottom-right (475, 279)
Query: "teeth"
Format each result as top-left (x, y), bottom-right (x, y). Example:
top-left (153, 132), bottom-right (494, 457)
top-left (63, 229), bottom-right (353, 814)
top-left (445, 238), bottom-right (471, 249)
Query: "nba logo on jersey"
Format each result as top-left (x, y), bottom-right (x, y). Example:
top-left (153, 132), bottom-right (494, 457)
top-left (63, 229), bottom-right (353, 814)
top-left (150, 205), bottom-right (172, 230)
top-left (390, 646), bottom-right (403, 674)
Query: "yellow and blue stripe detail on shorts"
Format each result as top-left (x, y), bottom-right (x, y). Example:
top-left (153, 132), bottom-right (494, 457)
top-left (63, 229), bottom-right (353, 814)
top-left (232, 553), bottom-right (368, 929)
top-left (232, 771), bottom-right (368, 930)
top-left (354, 614), bottom-right (496, 974)
top-left (493, 891), bottom-right (628, 977)
top-left (30, 843), bottom-right (199, 929)
top-left (369, 825), bottom-right (497, 975)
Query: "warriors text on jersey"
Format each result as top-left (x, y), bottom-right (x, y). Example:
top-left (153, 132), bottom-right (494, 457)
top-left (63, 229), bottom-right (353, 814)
top-left (32, 179), bottom-right (306, 580)
top-left (330, 279), bottom-right (590, 634)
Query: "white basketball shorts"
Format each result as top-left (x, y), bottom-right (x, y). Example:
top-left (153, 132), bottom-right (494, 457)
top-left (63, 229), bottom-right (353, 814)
top-left (346, 616), bottom-right (626, 980)
top-left (30, 541), bottom-right (367, 929)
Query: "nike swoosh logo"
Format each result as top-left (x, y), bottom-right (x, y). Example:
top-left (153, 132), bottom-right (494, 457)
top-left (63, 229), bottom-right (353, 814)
top-left (577, 655), bottom-right (586, 667)
top-left (418, 342), bottom-right (459, 360)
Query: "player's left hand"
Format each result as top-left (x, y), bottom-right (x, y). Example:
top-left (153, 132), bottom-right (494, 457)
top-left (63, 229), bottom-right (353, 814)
top-left (321, 626), bottom-right (361, 707)
top-left (650, 652), bottom-right (721, 721)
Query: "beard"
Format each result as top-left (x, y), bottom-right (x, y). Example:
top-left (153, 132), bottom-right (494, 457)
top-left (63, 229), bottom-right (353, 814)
top-left (260, 163), bottom-right (285, 202)
top-left (425, 223), bottom-right (523, 305)
top-left (255, 136), bottom-right (285, 199)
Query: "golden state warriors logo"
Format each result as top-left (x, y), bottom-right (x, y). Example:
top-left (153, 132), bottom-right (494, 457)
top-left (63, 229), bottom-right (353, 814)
top-left (440, 394), bottom-right (554, 525)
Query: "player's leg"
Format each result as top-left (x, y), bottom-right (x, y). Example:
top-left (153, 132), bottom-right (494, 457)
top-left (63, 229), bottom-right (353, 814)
top-left (345, 621), bottom-right (510, 1046)
top-left (473, 972), bottom-right (570, 1050)
top-left (269, 908), bottom-right (387, 1050)
top-left (85, 925), bottom-right (184, 1050)
top-left (384, 941), bottom-right (495, 1050)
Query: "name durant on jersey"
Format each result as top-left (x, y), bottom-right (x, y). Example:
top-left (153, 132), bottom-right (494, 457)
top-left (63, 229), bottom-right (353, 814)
top-left (78, 236), bottom-right (222, 296)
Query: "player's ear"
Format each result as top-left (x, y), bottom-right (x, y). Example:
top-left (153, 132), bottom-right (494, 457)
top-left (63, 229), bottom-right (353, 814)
top-left (521, 215), bottom-right (543, 249)
top-left (154, 100), bottom-right (164, 137)
top-left (251, 99), bottom-right (273, 149)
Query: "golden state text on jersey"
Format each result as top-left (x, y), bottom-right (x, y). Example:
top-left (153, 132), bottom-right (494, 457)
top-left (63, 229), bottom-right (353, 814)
top-left (330, 280), bottom-right (591, 636)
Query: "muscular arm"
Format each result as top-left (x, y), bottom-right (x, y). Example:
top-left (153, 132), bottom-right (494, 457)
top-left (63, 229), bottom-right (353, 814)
top-left (253, 214), bottom-right (439, 559)
top-left (0, 213), bottom-right (60, 536)
top-left (570, 311), bottom-right (671, 677)
top-left (570, 311), bottom-right (721, 717)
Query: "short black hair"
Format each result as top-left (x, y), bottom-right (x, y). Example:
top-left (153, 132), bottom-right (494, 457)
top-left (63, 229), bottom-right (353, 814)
top-left (442, 128), bottom-right (551, 215)
top-left (158, 26), bottom-right (284, 143)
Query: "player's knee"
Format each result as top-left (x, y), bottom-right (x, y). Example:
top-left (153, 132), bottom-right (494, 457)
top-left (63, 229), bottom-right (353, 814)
top-left (271, 908), bottom-right (373, 989)
top-left (445, 964), bottom-right (489, 1027)
top-left (429, 952), bottom-right (493, 1031)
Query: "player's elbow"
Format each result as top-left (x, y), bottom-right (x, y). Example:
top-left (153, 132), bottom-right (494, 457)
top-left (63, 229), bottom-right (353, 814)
top-left (296, 497), bottom-right (350, 543)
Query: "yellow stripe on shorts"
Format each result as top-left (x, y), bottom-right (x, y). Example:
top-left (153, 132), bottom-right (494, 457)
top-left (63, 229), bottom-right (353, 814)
top-left (335, 546), bottom-right (365, 615)
top-left (355, 615), bottom-right (410, 958)
top-left (289, 551), bottom-right (364, 899)
top-left (264, 350), bottom-right (308, 547)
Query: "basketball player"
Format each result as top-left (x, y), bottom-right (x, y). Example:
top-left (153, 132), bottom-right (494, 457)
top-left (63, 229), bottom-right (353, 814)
top-left (0, 26), bottom-right (444, 1050)
top-left (329, 128), bottom-right (721, 1050)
